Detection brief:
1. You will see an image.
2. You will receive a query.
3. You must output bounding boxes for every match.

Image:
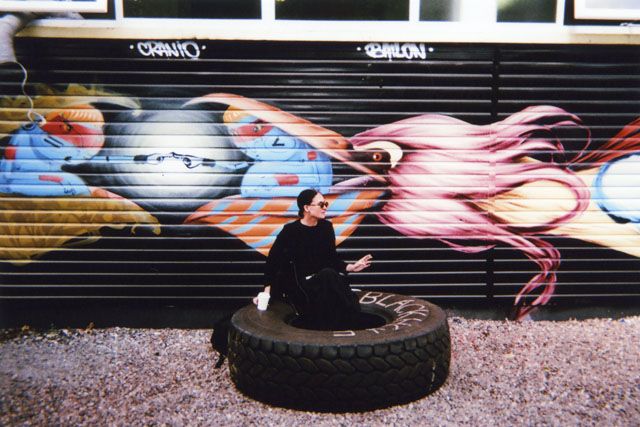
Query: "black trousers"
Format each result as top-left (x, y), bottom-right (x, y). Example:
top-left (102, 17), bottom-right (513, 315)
top-left (299, 268), bottom-right (360, 330)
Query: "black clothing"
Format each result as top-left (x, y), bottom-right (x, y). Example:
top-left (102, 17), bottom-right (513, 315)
top-left (301, 267), bottom-right (359, 330)
top-left (265, 219), bottom-right (359, 329)
top-left (265, 219), bottom-right (346, 283)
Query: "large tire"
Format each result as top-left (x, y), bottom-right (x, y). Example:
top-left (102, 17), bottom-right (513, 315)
top-left (228, 291), bottom-right (450, 411)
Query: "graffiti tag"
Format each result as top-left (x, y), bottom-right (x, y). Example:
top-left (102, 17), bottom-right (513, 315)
top-left (332, 291), bottom-right (430, 337)
top-left (132, 41), bottom-right (204, 59)
top-left (360, 42), bottom-right (430, 61)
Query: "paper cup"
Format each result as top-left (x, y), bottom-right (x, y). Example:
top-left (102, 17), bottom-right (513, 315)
top-left (257, 292), bottom-right (270, 311)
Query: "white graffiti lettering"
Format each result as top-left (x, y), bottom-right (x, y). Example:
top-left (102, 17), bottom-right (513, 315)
top-left (332, 330), bottom-right (356, 337)
top-left (366, 312), bottom-right (428, 334)
top-left (368, 317), bottom-right (423, 335)
top-left (397, 304), bottom-right (428, 314)
top-left (331, 291), bottom-right (431, 336)
top-left (379, 299), bottom-right (416, 311)
top-left (359, 291), bottom-right (385, 305)
top-left (373, 294), bottom-right (395, 306)
top-left (396, 307), bottom-right (430, 320)
top-left (362, 42), bottom-right (428, 61)
top-left (133, 41), bottom-right (202, 60)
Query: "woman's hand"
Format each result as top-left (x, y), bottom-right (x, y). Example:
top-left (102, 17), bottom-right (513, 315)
top-left (347, 254), bottom-right (373, 273)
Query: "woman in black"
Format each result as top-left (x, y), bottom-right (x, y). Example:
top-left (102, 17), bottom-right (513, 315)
top-left (258, 189), bottom-right (372, 330)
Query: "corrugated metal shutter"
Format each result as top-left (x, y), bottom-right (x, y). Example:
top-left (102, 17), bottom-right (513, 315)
top-left (496, 45), bottom-right (640, 306)
top-left (1, 39), bottom-right (639, 312)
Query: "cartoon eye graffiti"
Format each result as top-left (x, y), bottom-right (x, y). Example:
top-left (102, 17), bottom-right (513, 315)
top-left (233, 120), bottom-right (274, 139)
top-left (350, 150), bottom-right (392, 175)
top-left (352, 140), bottom-right (403, 169)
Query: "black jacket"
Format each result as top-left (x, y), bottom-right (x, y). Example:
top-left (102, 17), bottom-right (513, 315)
top-left (265, 219), bottom-right (347, 306)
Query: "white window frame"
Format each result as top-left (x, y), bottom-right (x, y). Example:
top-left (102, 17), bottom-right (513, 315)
top-left (574, 0), bottom-right (640, 20)
top-left (15, 0), bottom-right (640, 45)
top-left (0, 0), bottom-right (108, 13)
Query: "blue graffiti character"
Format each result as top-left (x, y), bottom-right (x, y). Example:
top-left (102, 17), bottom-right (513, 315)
top-left (224, 108), bottom-right (333, 198)
top-left (0, 113), bottom-right (103, 197)
top-left (592, 153), bottom-right (640, 225)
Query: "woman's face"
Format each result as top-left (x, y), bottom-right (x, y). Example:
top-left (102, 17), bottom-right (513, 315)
top-left (306, 193), bottom-right (328, 220)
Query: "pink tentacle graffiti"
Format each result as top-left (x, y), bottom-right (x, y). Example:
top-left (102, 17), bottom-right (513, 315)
top-left (350, 106), bottom-right (639, 318)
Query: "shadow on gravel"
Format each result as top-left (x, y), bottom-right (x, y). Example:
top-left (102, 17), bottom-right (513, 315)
top-left (0, 300), bottom-right (244, 330)
top-left (1, 298), bottom-right (639, 331)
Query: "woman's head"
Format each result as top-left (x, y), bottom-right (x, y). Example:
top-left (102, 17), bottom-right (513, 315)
top-left (297, 188), bottom-right (328, 219)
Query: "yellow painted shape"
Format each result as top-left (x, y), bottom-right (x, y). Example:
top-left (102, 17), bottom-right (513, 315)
top-left (0, 192), bottom-right (160, 264)
top-left (481, 164), bottom-right (640, 257)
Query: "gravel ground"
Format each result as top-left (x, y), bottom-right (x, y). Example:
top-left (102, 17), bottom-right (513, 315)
top-left (1, 316), bottom-right (638, 426)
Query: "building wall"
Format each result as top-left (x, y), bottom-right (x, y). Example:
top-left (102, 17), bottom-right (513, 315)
top-left (1, 38), bottom-right (639, 314)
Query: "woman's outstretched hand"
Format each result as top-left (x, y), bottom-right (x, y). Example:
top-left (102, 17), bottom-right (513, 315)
top-left (347, 254), bottom-right (373, 273)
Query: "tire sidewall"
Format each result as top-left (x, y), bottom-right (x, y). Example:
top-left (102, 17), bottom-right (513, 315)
top-left (231, 291), bottom-right (447, 346)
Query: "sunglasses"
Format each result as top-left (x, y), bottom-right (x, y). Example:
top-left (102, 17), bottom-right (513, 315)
top-left (308, 201), bottom-right (329, 209)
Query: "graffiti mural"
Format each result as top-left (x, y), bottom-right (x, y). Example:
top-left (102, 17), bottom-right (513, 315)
top-left (185, 95), bottom-right (640, 317)
top-left (1, 39), bottom-right (639, 317)
top-left (0, 86), bottom-right (160, 263)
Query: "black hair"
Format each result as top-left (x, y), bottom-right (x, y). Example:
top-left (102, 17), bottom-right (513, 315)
top-left (297, 188), bottom-right (319, 217)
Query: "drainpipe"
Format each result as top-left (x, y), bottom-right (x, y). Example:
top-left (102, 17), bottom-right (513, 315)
top-left (0, 12), bottom-right (82, 64)
top-left (0, 13), bottom-right (36, 64)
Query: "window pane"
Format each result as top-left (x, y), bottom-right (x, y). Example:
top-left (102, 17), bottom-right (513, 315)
top-left (276, 0), bottom-right (409, 20)
top-left (576, 0), bottom-right (640, 20)
top-left (498, 0), bottom-right (557, 22)
top-left (123, 0), bottom-right (261, 19)
top-left (81, 0), bottom-right (115, 19)
top-left (587, 0), bottom-right (640, 7)
top-left (420, 0), bottom-right (458, 21)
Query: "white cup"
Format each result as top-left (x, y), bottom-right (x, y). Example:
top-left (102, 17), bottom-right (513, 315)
top-left (257, 292), bottom-right (270, 311)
